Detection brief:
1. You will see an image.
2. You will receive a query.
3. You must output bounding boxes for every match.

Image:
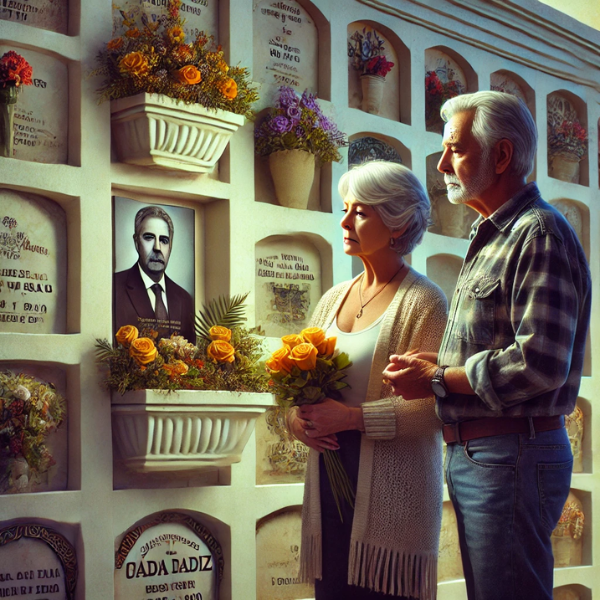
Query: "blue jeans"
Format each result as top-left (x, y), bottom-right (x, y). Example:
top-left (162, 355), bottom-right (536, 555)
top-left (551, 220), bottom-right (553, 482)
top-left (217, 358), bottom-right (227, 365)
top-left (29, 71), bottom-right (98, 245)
top-left (445, 426), bottom-right (572, 600)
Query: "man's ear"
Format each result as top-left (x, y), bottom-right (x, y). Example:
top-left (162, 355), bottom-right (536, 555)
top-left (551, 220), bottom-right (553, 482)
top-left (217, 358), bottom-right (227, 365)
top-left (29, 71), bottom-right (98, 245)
top-left (495, 139), bottom-right (514, 174)
top-left (133, 234), bottom-right (139, 253)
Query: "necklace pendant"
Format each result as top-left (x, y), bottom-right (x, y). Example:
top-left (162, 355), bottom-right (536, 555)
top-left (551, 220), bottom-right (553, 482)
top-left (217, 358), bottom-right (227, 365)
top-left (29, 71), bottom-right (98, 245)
top-left (356, 309), bottom-right (363, 319)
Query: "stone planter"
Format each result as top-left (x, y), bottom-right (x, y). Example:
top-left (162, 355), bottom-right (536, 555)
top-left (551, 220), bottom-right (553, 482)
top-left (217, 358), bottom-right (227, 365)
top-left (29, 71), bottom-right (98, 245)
top-left (268, 149), bottom-right (315, 209)
top-left (549, 151), bottom-right (581, 184)
top-left (111, 389), bottom-right (274, 472)
top-left (110, 93), bottom-right (245, 172)
top-left (360, 74), bottom-right (385, 115)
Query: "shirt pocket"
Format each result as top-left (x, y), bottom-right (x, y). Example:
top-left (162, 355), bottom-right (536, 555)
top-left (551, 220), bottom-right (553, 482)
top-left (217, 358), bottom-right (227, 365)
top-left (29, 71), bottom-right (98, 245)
top-left (454, 276), bottom-right (500, 345)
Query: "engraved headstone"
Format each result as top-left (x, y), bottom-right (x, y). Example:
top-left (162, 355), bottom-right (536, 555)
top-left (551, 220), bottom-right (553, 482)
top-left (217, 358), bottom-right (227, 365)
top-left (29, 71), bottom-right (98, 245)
top-left (255, 236), bottom-right (322, 338)
top-left (0, 46), bottom-right (68, 164)
top-left (0, 189), bottom-right (67, 334)
top-left (115, 513), bottom-right (223, 600)
top-left (253, 0), bottom-right (318, 104)
top-left (0, 0), bottom-right (68, 34)
top-left (0, 524), bottom-right (77, 600)
top-left (256, 508), bottom-right (313, 599)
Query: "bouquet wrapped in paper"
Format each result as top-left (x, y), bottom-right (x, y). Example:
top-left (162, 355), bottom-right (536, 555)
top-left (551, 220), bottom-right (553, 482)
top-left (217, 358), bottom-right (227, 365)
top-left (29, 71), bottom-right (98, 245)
top-left (266, 327), bottom-right (353, 520)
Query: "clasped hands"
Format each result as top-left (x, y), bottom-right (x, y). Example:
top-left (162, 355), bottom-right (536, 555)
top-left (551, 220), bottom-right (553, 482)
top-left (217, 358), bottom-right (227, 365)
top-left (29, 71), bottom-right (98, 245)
top-left (382, 351), bottom-right (439, 400)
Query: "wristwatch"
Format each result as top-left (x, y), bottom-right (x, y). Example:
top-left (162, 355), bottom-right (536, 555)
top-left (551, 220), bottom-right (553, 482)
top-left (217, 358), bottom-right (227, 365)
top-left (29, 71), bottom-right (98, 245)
top-left (431, 365), bottom-right (449, 398)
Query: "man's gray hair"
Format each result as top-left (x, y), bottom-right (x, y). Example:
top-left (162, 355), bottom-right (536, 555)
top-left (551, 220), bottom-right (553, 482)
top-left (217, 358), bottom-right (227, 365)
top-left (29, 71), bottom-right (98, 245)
top-left (441, 91), bottom-right (537, 179)
top-left (338, 160), bottom-right (431, 256)
top-left (134, 206), bottom-right (174, 243)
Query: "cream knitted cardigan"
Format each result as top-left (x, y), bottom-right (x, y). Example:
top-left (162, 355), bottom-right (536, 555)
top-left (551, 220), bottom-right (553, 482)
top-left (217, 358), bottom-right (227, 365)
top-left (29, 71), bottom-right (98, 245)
top-left (299, 267), bottom-right (448, 599)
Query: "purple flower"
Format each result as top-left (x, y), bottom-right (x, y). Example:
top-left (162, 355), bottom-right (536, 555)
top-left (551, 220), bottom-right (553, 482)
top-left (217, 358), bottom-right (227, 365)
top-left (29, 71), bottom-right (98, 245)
top-left (277, 86), bottom-right (300, 109)
top-left (269, 115), bottom-right (292, 134)
top-left (300, 90), bottom-right (319, 112)
top-left (295, 126), bottom-right (305, 138)
top-left (287, 106), bottom-right (301, 120)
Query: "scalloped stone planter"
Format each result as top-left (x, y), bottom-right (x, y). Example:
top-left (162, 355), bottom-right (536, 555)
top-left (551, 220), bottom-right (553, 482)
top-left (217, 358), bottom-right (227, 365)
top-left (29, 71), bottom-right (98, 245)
top-left (111, 389), bottom-right (274, 472)
top-left (110, 93), bottom-right (245, 172)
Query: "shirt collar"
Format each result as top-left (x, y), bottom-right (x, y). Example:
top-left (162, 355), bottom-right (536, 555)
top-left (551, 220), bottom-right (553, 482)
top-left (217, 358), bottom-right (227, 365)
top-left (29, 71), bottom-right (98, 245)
top-left (482, 182), bottom-right (541, 233)
top-left (138, 263), bottom-right (166, 291)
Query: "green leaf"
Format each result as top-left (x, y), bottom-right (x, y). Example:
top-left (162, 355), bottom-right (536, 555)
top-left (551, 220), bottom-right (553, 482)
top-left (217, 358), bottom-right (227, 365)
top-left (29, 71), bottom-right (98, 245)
top-left (195, 293), bottom-right (249, 341)
top-left (333, 353), bottom-right (352, 370)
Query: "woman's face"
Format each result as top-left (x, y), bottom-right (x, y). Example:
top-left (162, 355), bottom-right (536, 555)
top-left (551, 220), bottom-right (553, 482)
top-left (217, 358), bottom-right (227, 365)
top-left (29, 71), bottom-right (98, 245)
top-left (341, 195), bottom-right (394, 258)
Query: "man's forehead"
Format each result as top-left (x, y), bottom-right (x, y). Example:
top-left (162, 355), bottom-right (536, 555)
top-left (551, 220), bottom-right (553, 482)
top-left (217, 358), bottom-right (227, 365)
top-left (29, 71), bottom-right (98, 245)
top-left (442, 111), bottom-right (475, 144)
top-left (140, 216), bottom-right (170, 234)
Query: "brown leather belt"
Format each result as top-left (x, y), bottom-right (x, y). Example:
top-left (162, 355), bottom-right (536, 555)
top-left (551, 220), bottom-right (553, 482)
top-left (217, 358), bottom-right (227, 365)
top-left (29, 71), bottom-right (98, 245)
top-left (442, 415), bottom-right (564, 444)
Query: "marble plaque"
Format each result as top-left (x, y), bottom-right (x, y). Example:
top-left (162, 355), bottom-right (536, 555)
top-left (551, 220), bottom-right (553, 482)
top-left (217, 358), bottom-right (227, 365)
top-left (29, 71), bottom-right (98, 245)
top-left (0, 46), bottom-right (68, 164)
top-left (0, 0), bottom-right (68, 34)
top-left (253, 0), bottom-right (318, 101)
top-left (113, 0), bottom-right (217, 41)
top-left (0, 524), bottom-right (77, 599)
top-left (115, 513), bottom-right (223, 600)
top-left (256, 508), bottom-right (313, 599)
top-left (437, 501), bottom-right (463, 581)
top-left (255, 236), bottom-right (322, 338)
top-left (0, 189), bottom-right (67, 334)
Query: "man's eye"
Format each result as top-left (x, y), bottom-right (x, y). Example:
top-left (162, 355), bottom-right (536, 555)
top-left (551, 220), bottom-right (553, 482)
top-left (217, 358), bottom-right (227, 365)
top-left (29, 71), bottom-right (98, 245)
top-left (143, 234), bottom-right (154, 241)
top-left (160, 237), bottom-right (170, 245)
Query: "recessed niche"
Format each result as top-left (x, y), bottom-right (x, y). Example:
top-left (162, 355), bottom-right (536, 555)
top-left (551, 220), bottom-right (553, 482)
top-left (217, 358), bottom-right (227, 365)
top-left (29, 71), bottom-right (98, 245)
top-left (490, 70), bottom-right (535, 116)
top-left (347, 21), bottom-right (409, 123)
top-left (566, 397), bottom-right (591, 474)
top-left (425, 47), bottom-right (476, 134)
top-left (438, 500), bottom-right (463, 582)
top-left (553, 584), bottom-right (592, 600)
top-left (426, 254), bottom-right (463, 306)
top-left (349, 133), bottom-right (408, 168)
top-left (547, 91), bottom-right (589, 186)
top-left (552, 489), bottom-right (591, 568)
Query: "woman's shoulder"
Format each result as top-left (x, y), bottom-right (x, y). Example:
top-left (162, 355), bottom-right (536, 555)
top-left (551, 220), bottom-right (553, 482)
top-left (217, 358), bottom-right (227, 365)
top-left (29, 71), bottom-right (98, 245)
top-left (310, 279), bottom-right (355, 327)
top-left (405, 269), bottom-right (447, 306)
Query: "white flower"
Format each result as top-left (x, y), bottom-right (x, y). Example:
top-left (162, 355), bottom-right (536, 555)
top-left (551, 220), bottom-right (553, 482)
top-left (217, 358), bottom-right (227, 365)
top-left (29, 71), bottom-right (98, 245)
top-left (13, 385), bottom-right (31, 401)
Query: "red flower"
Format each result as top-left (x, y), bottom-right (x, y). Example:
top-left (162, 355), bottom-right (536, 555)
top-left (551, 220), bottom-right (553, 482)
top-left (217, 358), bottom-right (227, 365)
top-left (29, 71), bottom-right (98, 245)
top-left (9, 436), bottom-right (23, 456)
top-left (0, 51), bottom-right (33, 88)
top-left (364, 55), bottom-right (394, 77)
top-left (9, 399), bottom-right (24, 417)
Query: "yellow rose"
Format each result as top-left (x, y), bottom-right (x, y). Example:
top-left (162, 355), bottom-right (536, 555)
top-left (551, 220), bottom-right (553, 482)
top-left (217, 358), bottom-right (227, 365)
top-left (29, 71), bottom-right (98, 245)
top-left (175, 65), bottom-right (201, 85)
top-left (218, 77), bottom-right (237, 99)
top-left (318, 336), bottom-right (337, 356)
top-left (119, 52), bottom-right (150, 77)
top-left (281, 334), bottom-right (304, 349)
top-left (209, 325), bottom-right (231, 341)
top-left (167, 26), bottom-right (185, 44)
top-left (301, 327), bottom-right (326, 348)
top-left (289, 343), bottom-right (318, 371)
top-left (129, 337), bottom-right (158, 365)
top-left (265, 346), bottom-right (293, 373)
top-left (207, 340), bottom-right (235, 363)
top-left (162, 360), bottom-right (189, 377)
top-left (116, 325), bottom-right (139, 347)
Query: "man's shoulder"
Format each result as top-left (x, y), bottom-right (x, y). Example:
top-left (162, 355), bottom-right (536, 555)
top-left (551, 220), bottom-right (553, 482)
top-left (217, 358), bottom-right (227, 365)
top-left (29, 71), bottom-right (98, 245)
top-left (114, 265), bottom-right (138, 285)
top-left (164, 274), bottom-right (193, 300)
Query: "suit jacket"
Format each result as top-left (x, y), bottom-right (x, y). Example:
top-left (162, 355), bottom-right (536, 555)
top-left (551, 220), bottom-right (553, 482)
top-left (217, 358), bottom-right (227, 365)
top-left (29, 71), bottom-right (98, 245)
top-left (114, 265), bottom-right (195, 343)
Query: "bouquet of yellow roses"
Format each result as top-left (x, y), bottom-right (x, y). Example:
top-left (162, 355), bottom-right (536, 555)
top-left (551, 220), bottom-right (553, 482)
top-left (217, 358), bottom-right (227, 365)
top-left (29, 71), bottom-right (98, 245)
top-left (266, 327), bottom-right (353, 520)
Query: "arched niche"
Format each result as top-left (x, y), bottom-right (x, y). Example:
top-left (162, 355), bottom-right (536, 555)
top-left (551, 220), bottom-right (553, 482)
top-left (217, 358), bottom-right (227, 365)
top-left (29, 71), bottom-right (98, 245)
top-left (425, 46), bottom-right (477, 134)
top-left (256, 506), bottom-right (313, 599)
top-left (551, 489), bottom-right (591, 568)
top-left (547, 91), bottom-right (589, 186)
top-left (0, 0), bottom-right (67, 33)
top-left (566, 396), bottom-right (591, 474)
top-left (0, 45), bottom-right (68, 164)
top-left (426, 152), bottom-right (476, 239)
top-left (348, 132), bottom-right (408, 167)
top-left (426, 254), bottom-right (462, 305)
top-left (253, 0), bottom-right (325, 108)
top-left (438, 500), bottom-right (463, 582)
top-left (347, 21), bottom-right (410, 124)
top-left (553, 584), bottom-right (592, 600)
top-left (490, 70), bottom-right (535, 116)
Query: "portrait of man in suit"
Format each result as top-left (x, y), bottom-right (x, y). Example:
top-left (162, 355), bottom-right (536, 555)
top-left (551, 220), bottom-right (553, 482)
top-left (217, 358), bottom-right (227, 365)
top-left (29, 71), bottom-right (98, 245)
top-left (113, 202), bottom-right (195, 342)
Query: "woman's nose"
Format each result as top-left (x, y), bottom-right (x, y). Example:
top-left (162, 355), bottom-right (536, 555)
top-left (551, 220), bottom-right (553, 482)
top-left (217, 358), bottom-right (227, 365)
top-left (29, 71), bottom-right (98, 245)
top-left (340, 212), bottom-right (352, 230)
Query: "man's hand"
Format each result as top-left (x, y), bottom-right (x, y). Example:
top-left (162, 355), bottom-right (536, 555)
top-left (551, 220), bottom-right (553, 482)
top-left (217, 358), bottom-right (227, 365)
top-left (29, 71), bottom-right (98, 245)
top-left (382, 353), bottom-right (439, 400)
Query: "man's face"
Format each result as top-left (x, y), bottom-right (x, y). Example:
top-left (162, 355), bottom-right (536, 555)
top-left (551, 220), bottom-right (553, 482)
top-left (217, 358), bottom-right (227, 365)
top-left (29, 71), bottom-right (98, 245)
top-left (134, 216), bottom-right (172, 282)
top-left (437, 110), bottom-right (496, 206)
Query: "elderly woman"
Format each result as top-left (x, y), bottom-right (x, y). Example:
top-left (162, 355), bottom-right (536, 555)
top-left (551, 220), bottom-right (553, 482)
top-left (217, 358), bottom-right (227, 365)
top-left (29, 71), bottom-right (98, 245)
top-left (288, 160), bottom-right (447, 600)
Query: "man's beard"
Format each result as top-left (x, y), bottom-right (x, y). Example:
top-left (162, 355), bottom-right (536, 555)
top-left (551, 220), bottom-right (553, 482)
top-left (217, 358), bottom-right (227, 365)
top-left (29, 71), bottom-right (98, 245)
top-left (444, 149), bottom-right (495, 205)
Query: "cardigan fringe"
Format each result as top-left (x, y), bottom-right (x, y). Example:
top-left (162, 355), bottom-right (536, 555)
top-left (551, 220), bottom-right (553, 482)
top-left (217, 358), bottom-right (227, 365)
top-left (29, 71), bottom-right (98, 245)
top-left (299, 531), bottom-right (322, 582)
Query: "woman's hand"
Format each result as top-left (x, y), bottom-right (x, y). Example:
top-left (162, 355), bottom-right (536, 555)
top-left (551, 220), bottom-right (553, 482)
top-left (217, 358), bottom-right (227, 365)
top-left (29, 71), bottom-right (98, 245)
top-left (298, 398), bottom-right (364, 438)
top-left (288, 407), bottom-right (340, 453)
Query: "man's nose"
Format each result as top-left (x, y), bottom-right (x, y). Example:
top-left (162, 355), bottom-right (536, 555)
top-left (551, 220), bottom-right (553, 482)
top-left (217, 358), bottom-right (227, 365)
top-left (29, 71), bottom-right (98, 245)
top-left (437, 148), bottom-right (452, 174)
top-left (153, 237), bottom-right (161, 251)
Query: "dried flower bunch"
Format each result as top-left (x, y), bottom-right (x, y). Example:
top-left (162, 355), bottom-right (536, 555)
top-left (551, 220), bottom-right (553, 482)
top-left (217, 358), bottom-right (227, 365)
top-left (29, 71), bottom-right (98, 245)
top-left (0, 371), bottom-right (66, 492)
top-left (94, 0), bottom-right (258, 117)
top-left (425, 69), bottom-right (465, 128)
top-left (254, 86), bottom-right (348, 164)
top-left (0, 51), bottom-right (33, 90)
top-left (548, 104), bottom-right (588, 160)
top-left (348, 28), bottom-right (395, 78)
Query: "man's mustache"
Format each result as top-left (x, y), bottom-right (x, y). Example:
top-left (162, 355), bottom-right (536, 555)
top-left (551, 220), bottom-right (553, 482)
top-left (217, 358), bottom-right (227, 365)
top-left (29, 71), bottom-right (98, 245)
top-left (444, 175), bottom-right (460, 185)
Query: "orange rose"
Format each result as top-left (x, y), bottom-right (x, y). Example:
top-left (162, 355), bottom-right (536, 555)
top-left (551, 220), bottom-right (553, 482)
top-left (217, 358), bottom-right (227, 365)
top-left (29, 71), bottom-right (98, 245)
top-left (301, 327), bottom-right (326, 348)
top-left (218, 77), bottom-right (237, 99)
top-left (125, 27), bottom-right (141, 38)
top-left (175, 65), bottom-right (201, 85)
top-left (281, 334), bottom-right (304, 349)
top-left (129, 337), bottom-right (158, 365)
top-left (318, 336), bottom-right (337, 356)
top-left (289, 343), bottom-right (318, 371)
top-left (107, 37), bottom-right (124, 50)
top-left (207, 340), bottom-right (235, 363)
top-left (119, 52), bottom-right (150, 77)
top-left (116, 325), bottom-right (139, 347)
top-left (172, 44), bottom-right (194, 62)
top-left (265, 346), bottom-right (293, 373)
top-left (162, 359), bottom-right (189, 377)
top-left (209, 325), bottom-right (232, 341)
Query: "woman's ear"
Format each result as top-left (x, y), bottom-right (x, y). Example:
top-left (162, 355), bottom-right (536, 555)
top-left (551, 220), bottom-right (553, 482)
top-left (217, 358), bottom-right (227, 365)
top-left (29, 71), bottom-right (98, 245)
top-left (390, 222), bottom-right (409, 241)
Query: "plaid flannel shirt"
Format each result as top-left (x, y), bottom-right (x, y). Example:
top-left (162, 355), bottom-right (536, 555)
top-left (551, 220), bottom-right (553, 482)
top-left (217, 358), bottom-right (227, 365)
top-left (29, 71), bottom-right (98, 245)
top-left (437, 182), bottom-right (591, 423)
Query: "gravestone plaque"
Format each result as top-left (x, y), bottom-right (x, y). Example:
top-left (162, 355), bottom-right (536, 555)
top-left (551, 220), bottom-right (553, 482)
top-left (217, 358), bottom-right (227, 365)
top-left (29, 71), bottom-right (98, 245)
top-left (113, 0), bottom-right (218, 44)
top-left (0, 524), bottom-right (77, 599)
top-left (256, 508), bottom-right (313, 600)
top-left (115, 512), bottom-right (223, 600)
top-left (255, 236), bottom-right (322, 338)
top-left (0, 0), bottom-right (68, 34)
top-left (0, 189), bottom-right (67, 334)
top-left (0, 46), bottom-right (68, 164)
top-left (253, 0), bottom-right (318, 98)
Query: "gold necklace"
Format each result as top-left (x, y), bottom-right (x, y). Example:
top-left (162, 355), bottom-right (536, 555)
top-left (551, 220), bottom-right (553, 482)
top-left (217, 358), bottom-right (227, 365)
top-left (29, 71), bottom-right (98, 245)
top-left (356, 263), bottom-right (405, 319)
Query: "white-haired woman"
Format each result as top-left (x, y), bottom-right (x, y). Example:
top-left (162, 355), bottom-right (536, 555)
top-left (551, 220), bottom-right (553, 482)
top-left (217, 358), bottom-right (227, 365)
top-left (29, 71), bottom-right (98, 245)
top-left (288, 160), bottom-right (448, 599)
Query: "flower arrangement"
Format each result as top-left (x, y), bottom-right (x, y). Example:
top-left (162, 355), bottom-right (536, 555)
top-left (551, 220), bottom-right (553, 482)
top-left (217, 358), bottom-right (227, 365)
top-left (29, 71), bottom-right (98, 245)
top-left (425, 69), bottom-right (465, 129)
top-left (348, 28), bottom-right (395, 78)
top-left (94, 0), bottom-right (258, 117)
top-left (96, 294), bottom-right (268, 394)
top-left (0, 51), bottom-right (33, 90)
top-left (254, 86), bottom-right (348, 164)
top-left (548, 114), bottom-right (588, 160)
top-left (266, 326), bottom-right (353, 519)
top-left (0, 371), bottom-right (66, 494)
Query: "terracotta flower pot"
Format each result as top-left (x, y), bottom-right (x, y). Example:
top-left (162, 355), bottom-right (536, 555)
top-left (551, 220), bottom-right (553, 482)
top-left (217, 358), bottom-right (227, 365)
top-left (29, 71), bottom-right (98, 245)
top-left (360, 74), bottom-right (385, 115)
top-left (549, 151), bottom-right (581, 184)
top-left (268, 149), bottom-right (315, 209)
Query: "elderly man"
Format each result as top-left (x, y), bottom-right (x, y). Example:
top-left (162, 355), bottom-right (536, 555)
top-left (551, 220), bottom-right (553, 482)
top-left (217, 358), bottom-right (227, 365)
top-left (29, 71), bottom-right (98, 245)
top-left (114, 205), bottom-right (195, 342)
top-left (384, 91), bottom-right (591, 600)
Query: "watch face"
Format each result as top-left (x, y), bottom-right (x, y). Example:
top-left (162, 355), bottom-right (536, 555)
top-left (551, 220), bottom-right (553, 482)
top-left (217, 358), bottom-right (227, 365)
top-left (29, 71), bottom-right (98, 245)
top-left (432, 380), bottom-right (447, 398)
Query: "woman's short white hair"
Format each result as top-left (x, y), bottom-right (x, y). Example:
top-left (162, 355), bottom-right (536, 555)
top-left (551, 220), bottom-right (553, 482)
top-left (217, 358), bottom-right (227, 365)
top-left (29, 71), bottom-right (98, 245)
top-left (440, 91), bottom-right (537, 179)
top-left (338, 160), bottom-right (431, 256)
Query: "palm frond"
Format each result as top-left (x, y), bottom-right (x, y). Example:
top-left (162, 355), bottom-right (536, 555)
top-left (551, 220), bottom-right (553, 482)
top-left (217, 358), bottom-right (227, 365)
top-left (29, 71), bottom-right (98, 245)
top-left (195, 293), bottom-right (249, 340)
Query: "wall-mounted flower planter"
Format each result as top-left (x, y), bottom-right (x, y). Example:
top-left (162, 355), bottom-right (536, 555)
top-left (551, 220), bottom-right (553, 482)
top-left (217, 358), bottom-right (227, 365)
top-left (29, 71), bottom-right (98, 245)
top-left (111, 389), bottom-right (274, 472)
top-left (110, 93), bottom-right (245, 172)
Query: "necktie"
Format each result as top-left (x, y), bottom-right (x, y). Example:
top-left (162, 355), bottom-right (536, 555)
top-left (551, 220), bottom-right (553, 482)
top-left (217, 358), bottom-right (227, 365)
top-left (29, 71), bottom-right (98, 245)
top-left (151, 283), bottom-right (168, 323)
